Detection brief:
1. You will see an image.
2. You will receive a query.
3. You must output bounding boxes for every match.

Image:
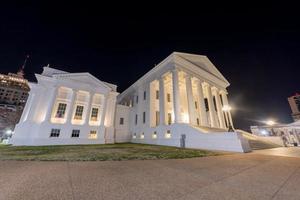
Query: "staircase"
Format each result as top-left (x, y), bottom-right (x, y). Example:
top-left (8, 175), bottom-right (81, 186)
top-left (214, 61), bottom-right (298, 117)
top-left (236, 130), bottom-right (281, 150)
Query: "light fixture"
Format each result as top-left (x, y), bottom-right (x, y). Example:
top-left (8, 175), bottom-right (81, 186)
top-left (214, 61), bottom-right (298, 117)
top-left (222, 105), bottom-right (232, 112)
top-left (265, 120), bottom-right (275, 126)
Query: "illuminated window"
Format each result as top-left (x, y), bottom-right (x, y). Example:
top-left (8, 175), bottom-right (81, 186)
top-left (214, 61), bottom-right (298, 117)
top-left (74, 105), bottom-right (84, 120)
top-left (167, 93), bottom-right (171, 102)
top-left (152, 131), bottom-right (157, 139)
top-left (165, 130), bottom-right (171, 138)
top-left (168, 113), bottom-right (172, 125)
top-left (71, 129), bottom-right (80, 138)
top-left (133, 133), bottom-right (137, 139)
top-left (55, 103), bottom-right (67, 118)
top-left (89, 130), bottom-right (97, 139)
top-left (140, 132), bottom-right (144, 139)
top-left (50, 129), bottom-right (60, 137)
top-left (90, 108), bottom-right (99, 121)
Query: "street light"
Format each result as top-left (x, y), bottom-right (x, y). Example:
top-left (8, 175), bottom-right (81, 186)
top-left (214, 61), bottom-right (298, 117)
top-left (265, 120), bottom-right (276, 126)
top-left (222, 105), bottom-right (234, 132)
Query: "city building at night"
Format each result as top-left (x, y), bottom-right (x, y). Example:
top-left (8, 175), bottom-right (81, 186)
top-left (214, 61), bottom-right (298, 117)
top-left (11, 52), bottom-right (250, 152)
top-left (0, 68), bottom-right (29, 139)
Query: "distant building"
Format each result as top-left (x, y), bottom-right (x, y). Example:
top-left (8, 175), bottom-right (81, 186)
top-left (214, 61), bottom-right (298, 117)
top-left (288, 93), bottom-right (300, 122)
top-left (251, 121), bottom-right (300, 147)
top-left (0, 68), bottom-right (30, 138)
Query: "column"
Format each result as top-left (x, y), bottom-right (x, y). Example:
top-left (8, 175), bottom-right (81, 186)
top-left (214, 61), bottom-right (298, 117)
top-left (66, 89), bottom-right (77, 123)
top-left (44, 86), bottom-right (58, 122)
top-left (172, 69), bottom-right (182, 123)
top-left (185, 74), bottom-right (196, 125)
top-left (159, 76), bottom-right (166, 125)
top-left (146, 82), bottom-right (151, 127)
top-left (84, 92), bottom-right (94, 125)
top-left (206, 84), bottom-right (217, 127)
top-left (196, 79), bottom-right (208, 126)
top-left (221, 92), bottom-right (234, 128)
top-left (101, 95), bottom-right (108, 126)
top-left (20, 90), bottom-right (34, 122)
top-left (214, 88), bottom-right (226, 129)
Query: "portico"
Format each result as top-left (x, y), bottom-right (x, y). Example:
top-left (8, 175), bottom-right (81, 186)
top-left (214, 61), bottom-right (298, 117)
top-left (117, 52), bottom-right (249, 152)
top-left (133, 68), bottom-right (232, 130)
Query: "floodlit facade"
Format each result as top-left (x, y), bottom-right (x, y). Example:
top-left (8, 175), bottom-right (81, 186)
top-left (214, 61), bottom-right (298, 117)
top-left (116, 52), bottom-right (250, 152)
top-left (11, 67), bottom-right (118, 145)
top-left (11, 52), bottom-right (250, 152)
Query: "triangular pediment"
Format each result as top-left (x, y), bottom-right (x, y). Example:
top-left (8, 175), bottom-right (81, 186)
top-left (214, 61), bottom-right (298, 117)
top-left (53, 72), bottom-right (116, 91)
top-left (174, 52), bottom-right (229, 85)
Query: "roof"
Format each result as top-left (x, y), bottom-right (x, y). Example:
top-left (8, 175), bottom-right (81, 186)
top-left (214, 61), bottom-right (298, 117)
top-left (40, 66), bottom-right (117, 91)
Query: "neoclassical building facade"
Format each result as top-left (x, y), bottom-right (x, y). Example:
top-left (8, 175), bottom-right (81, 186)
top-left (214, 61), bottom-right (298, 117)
top-left (11, 52), bottom-right (250, 152)
top-left (11, 67), bottom-right (118, 145)
top-left (116, 52), bottom-right (249, 152)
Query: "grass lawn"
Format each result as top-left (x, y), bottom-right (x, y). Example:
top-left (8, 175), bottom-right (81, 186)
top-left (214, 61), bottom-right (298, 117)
top-left (0, 143), bottom-right (221, 161)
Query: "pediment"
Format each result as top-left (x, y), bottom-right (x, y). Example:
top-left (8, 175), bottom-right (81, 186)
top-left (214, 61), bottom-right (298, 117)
top-left (174, 52), bottom-right (229, 85)
top-left (53, 73), bottom-right (115, 91)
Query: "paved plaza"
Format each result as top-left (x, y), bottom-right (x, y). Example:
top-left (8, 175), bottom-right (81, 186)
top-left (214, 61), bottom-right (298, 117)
top-left (1, 149), bottom-right (300, 200)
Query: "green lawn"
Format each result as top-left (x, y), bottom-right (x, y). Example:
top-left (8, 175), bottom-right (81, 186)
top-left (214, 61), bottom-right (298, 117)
top-left (0, 143), bottom-right (221, 161)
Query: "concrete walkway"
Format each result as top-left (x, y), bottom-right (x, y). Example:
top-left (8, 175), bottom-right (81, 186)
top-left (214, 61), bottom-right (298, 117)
top-left (253, 147), bottom-right (300, 158)
top-left (0, 154), bottom-right (300, 200)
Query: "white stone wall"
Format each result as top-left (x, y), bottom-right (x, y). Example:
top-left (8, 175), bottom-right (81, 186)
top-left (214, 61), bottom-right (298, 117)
top-left (11, 67), bottom-right (118, 146)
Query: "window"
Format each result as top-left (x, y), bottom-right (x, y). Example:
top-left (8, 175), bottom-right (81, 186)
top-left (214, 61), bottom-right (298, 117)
top-left (89, 130), bottom-right (97, 139)
top-left (136, 95), bottom-right (139, 104)
top-left (167, 93), bottom-right (171, 102)
top-left (71, 129), bottom-right (80, 138)
top-left (168, 113), bottom-right (172, 125)
top-left (120, 117), bottom-right (124, 125)
top-left (143, 112), bottom-right (146, 124)
top-left (50, 129), bottom-right (60, 137)
top-left (156, 90), bottom-right (159, 99)
top-left (156, 111), bottom-right (160, 126)
top-left (91, 108), bottom-right (99, 121)
top-left (55, 103), bottom-right (67, 118)
top-left (213, 96), bottom-right (217, 111)
top-left (204, 98), bottom-right (209, 111)
top-left (220, 94), bottom-right (224, 105)
top-left (152, 131), bottom-right (157, 139)
top-left (74, 105), bottom-right (84, 120)
top-left (195, 101), bottom-right (198, 109)
top-left (135, 114), bottom-right (138, 125)
top-left (140, 132), bottom-right (144, 139)
top-left (143, 91), bottom-right (146, 100)
top-left (165, 130), bottom-right (171, 138)
top-left (197, 118), bottom-right (200, 125)
top-left (133, 133), bottom-right (137, 139)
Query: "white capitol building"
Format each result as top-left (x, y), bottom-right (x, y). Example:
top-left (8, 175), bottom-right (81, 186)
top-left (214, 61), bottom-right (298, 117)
top-left (11, 52), bottom-right (251, 152)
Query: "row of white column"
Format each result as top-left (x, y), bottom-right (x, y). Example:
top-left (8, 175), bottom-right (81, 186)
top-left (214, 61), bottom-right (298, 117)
top-left (44, 88), bottom-right (107, 126)
top-left (158, 69), bottom-right (232, 129)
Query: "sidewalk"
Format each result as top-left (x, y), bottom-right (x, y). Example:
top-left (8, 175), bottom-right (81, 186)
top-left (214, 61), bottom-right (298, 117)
top-left (0, 153), bottom-right (299, 200)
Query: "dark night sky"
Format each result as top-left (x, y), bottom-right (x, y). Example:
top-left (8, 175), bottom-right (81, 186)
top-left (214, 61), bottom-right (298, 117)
top-left (0, 3), bottom-right (299, 130)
